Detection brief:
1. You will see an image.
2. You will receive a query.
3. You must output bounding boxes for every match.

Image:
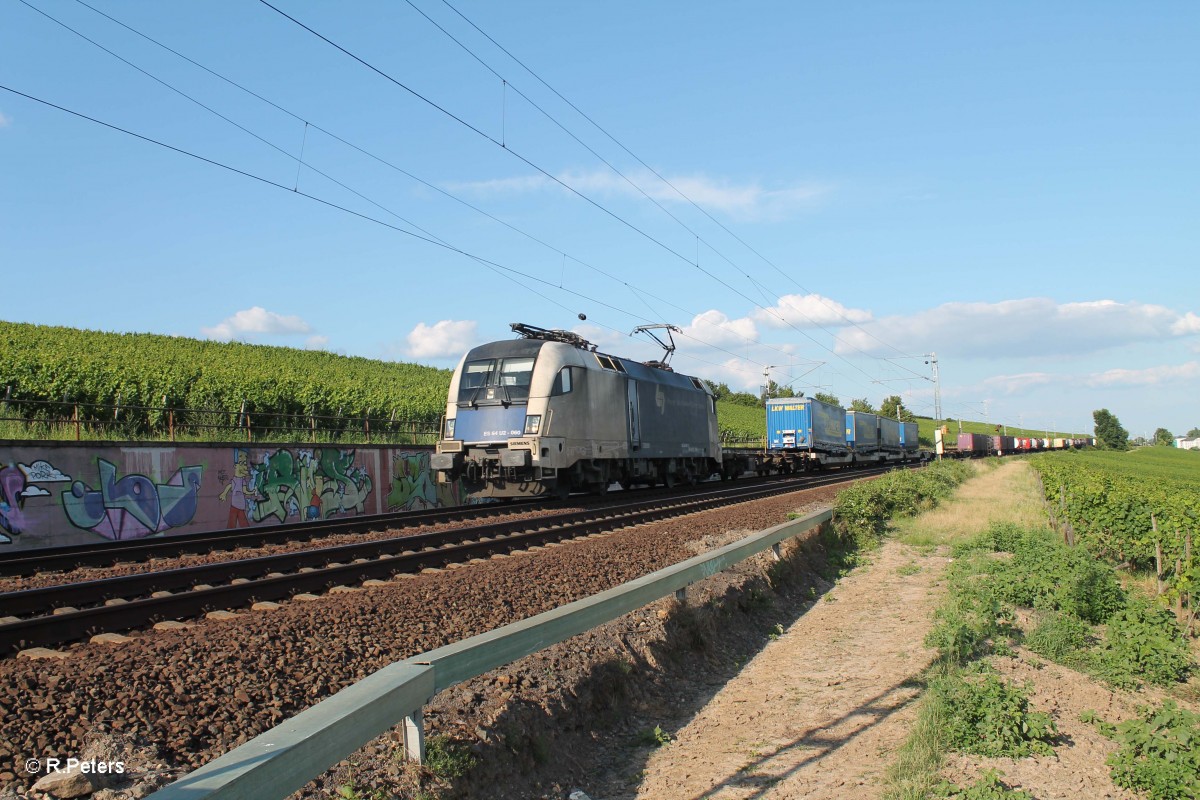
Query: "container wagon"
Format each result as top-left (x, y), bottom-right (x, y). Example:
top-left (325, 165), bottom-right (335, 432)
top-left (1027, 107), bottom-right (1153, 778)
top-left (846, 411), bottom-right (882, 459)
top-left (879, 416), bottom-right (902, 455)
top-left (899, 421), bottom-right (920, 458)
top-left (761, 396), bottom-right (852, 472)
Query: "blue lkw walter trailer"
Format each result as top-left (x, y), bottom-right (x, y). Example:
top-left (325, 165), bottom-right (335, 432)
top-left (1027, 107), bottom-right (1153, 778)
top-left (766, 397), bottom-right (846, 452)
top-left (763, 396), bottom-right (850, 472)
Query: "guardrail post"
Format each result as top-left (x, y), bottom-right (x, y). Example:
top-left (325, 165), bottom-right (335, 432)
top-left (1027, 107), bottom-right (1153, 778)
top-left (770, 542), bottom-right (783, 561)
top-left (401, 708), bottom-right (424, 764)
top-left (675, 586), bottom-right (687, 602)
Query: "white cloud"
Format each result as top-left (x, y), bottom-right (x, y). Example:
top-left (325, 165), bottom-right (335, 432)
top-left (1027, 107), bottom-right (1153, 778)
top-left (835, 298), bottom-right (1199, 358)
top-left (753, 293), bottom-right (873, 330)
top-left (979, 372), bottom-right (1058, 395)
top-left (21, 486), bottom-right (51, 498)
top-left (201, 307), bottom-right (313, 341)
top-left (405, 319), bottom-right (478, 359)
top-left (0, 111), bottom-right (11, 128)
top-left (680, 310), bottom-right (759, 348)
top-left (974, 361), bottom-right (1200, 395)
top-left (1086, 361), bottom-right (1200, 388)
top-left (305, 335), bottom-right (330, 350)
top-left (1171, 312), bottom-right (1200, 336)
top-left (451, 167), bottom-right (828, 221)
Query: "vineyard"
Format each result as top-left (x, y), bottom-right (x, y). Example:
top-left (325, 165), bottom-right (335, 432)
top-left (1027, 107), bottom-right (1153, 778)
top-left (0, 321), bottom-right (451, 440)
top-left (1029, 447), bottom-right (1199, 631)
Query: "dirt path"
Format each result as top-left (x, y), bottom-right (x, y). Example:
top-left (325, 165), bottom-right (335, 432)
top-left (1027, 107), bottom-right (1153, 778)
top-left (628, 537), bottom-right (949, 800)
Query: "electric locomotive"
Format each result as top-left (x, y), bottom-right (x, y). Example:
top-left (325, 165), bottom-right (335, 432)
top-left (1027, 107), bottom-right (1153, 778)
top-left (431, 323), bottom-right (738, 499)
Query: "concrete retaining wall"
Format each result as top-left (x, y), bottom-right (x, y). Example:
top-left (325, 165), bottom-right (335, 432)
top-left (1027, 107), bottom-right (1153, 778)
top-left (0, 440), bottom-right (468, 552)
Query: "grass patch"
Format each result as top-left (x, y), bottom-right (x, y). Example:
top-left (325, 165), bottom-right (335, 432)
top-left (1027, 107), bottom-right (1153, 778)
top-left (423, 735), bottom-right (477, 780)
top-left (833, 460), bottom-right (973, 549)
top-left (894, 462), bottom-right (1048, 549)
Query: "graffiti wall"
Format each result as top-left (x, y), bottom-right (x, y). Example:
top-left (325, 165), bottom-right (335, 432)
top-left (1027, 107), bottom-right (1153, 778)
top-left (0, 442), bottom-right (468, 552)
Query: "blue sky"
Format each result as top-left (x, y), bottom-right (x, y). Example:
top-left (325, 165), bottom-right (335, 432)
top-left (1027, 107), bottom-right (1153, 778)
top-left (2, 1), bottom-right (1197, 438)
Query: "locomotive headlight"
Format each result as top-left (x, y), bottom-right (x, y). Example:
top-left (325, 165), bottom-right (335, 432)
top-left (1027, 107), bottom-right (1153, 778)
top-left (444, 418), bottom-right (456, 438)
top-left (523, 415), bottom-right (541, 435)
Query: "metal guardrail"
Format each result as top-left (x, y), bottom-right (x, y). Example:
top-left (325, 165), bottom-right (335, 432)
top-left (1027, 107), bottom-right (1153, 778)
top-left (147, 506), bottom-right (834, 799)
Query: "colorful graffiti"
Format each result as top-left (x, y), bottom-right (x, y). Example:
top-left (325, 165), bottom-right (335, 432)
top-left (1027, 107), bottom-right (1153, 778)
top-left (219, 447), bottom-right (374, 526)
top-left (1, 466), bottom-right (29, 543)
top-left (62, 459), bottom-right (204, 540)
top-left (388, 451), bottom-right (467, 510)
top-left (0, 444), bottom-right (466, 550)
top-left (2, 460), bottom-right (75, 543)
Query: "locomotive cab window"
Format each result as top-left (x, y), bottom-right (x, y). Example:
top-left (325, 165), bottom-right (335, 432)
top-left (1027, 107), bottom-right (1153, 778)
top-left (498, 358), bottom-right (535, 395)
top-left (552, 366), bottom-right (577, 395)
top-left (458, 356), bottom-right (535, 403)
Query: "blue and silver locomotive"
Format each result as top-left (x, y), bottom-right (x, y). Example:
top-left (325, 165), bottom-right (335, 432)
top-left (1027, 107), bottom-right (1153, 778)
top-left (431, 324), bottom-right (739, 499)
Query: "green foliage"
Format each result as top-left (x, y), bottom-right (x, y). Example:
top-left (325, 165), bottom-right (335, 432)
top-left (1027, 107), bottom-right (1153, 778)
top-left (880, 394), bottom-right (917, 423)
top-left (1028, 450), bottom-right (1200, 580)
top-left (1107, 701), bottom-right (1200, 800)
top-left (985, 527), bottom-right (1125, 624)
top-left (1093, 408), bottom-right (1130, 450)
top-left (0, 320), bottom-right (451, 429)
top-left (934, 769), bottom-right (1033, 800)
top-left (716, 400), bottom-right (767, 443)
top-left (849, 397), bottom-right (876, 413)
top-left (1024, 611), bottom-right (1092, 663)
top-left (423, 735), bottom-right (477, 780)
top-left (635, 725), bottom-right (672, 747)
top-left (925, 565), bottom-right (1011, 665)
top-left (814, 391), bottom-right (841, 407)
top-left (1093, 599), bottom-right (1193, 688)
top-left (833, 460), bottom-right (972, 548)
top-left (1154, 427), bottom-right (1175, 446)
top-left (933, 671), bottom-right (1056, 758)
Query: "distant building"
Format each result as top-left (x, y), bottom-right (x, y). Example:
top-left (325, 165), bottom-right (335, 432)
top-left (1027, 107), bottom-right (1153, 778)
top-left (1175, 437), bottom-right (1200, 450)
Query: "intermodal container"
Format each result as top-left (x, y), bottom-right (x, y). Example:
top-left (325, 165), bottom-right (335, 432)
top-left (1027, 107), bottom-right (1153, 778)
top-left (993, 435), bottom-right (1016, 454)
top-left (879, 416), bottom-right (902, 450)
top-left (957, 432), bottom-right (992, 453)
top-left (846, 411), bottom-right (880, 452)
top-left (766, 397), bottom-right (845, 451)
top-left (900, 422), bottom-right (920, 452)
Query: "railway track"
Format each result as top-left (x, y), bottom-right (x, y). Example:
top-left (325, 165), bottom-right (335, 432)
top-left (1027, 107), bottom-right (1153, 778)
top-left (0, 466), bottom-right (896, 655)
top-left (0, 498), bottom-right (546, 578)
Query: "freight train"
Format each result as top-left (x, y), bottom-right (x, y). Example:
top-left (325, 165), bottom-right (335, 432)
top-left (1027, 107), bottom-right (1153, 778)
top-left (758, 396), bottom-right (922, 473)
top-left (935, 430), bottom-right (1093, 457)
top-left (431, 324), bottom-right (1090, 498)
top-left (431, 324), bottom-right (754, 499)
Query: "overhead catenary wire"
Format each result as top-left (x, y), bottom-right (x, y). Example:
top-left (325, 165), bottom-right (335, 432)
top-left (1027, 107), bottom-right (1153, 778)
top-left (433, 0), bottom-right (930, 380)
top-left (45, 0), bottom-right (873, 394)
top-left (1, 83), bottom-right (827, 387)
top-left (18, 1), bottom-right (903, 399)
top-left (254, 0), bottom-right (907, 391)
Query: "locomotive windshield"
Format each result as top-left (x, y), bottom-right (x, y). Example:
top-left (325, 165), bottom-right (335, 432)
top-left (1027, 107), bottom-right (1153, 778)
top-left (457, 356), bottom-right (536, 405)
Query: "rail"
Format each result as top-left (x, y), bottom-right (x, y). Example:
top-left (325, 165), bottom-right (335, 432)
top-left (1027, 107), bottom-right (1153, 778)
top-left (146, 506), bottom-right (834, 799)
